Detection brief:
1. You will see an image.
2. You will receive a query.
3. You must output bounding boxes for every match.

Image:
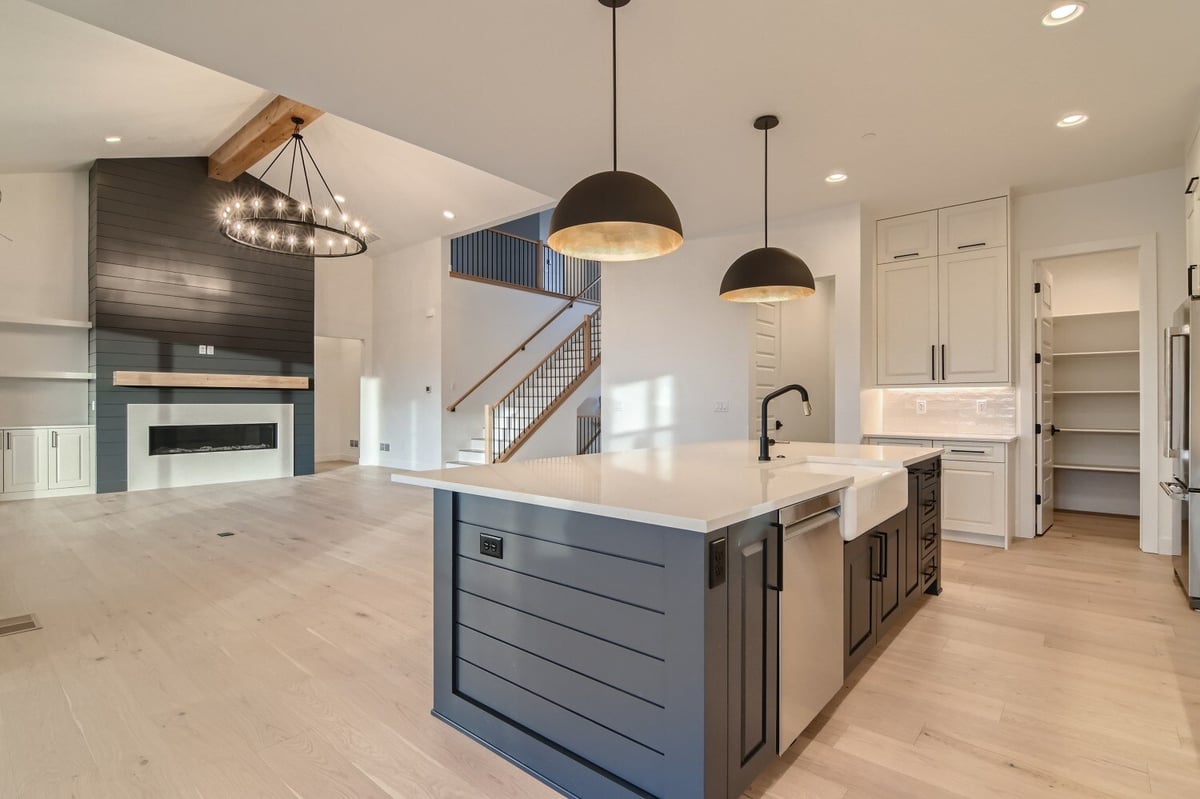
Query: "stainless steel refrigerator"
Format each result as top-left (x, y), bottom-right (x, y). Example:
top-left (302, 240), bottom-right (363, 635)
top-left (1164, 299), bottom-right (1200, 609)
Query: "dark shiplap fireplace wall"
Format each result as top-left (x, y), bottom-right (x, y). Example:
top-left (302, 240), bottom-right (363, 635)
top-left (89, 157), bottom-right (315, 493)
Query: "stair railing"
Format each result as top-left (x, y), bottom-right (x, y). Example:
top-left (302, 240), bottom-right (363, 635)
top-left (485, 310), bottom-right (601, 463)
top-left (577, 413), bottom-right (602, 455)
top-left (446, 273), bottom-right (602, 413)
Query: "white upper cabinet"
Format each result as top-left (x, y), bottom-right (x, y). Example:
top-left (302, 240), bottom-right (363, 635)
top-left (874, 196), bottom-right (1011, 386)
top-left (876, 211), bottom-right (938, 264)
top-left (939, 248), bottom-right (1010, 384)
top-left (877, 258), bottom-right (939, 385)
top-left (938, 198), bottom-right (1007, 255)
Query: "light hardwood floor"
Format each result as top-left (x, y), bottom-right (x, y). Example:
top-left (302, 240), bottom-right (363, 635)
top-left (0, 469), bottom-right (1196, 798)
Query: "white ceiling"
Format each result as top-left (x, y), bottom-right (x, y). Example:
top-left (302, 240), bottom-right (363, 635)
top-left (28, 0), bottom-right (1200, 237)
top-left (0, 0), bottom-right (271, 172)
top-left (1, 1), bottom-right (552, 253)
top-left (248, 115), bottom-right (550, 253)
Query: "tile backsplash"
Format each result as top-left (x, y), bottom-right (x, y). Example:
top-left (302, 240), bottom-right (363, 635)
top-left (870, 387), bottom-right (1017, 436)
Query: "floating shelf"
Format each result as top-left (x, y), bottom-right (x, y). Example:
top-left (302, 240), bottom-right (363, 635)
top-left (1056, 350), bottom-right (1138, 357)
top-left (1054, 390), bottom-right (1139, 395)
top-left (0, 315), bottom-right (91, 329)
top-left (1053, 463), bottom-right (1139, 474)
top-left (1056, 428), bottom-right (1139, 434)
top-left (113, 371), bottom-right (310, 389)
top-left (0, 371), bottom-right (94, 381)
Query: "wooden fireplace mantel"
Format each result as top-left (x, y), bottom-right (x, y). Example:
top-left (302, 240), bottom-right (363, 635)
top-left (112, 371), bottom-right (310, 390)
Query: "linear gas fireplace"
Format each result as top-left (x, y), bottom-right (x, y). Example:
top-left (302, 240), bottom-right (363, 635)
top-left (149, 423), bottom-right (278, 456)
top-left (127, 404), bottom-right (294, 491)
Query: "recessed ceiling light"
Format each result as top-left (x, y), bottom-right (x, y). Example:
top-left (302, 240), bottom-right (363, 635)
top-left (442, 210), bottom-right (456, 219)
top-left (825, 172), bottom-right (849, 184)
top-left (334, 194), bottom-right (346, 203)
top-left (104, 136), bottom-right (122, 143)
top-left (1057, 113), bottom-right (1089, 128)
top-left (1042, 2), bottom-right (1086, 26)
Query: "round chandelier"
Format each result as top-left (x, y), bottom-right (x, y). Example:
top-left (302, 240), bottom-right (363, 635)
top-left (219, 117), bottom-right (368, 258)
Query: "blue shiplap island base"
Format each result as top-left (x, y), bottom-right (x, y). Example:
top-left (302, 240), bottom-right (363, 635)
top-left (406, 441), bottom-right (945, 798)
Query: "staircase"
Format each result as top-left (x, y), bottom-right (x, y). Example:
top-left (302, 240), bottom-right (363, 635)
top-left (445, 311), bottom-right (601, 467)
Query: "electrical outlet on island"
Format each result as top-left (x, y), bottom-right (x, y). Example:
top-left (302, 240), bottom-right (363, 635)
top-left (977, 399), bottom-right (987, 414)
top-left (916, 399), bottom-right (927, 415)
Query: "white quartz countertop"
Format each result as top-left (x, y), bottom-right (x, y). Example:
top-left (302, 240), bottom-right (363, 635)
top-left (390, 440), bottom-right (942, 533)
top-left (865, 431), bottom-right (1018, 443)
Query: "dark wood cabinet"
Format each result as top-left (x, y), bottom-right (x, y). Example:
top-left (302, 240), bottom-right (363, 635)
top-left (726, 511), bottom-right (779, 797)
top-left (845, 456), bottom-right (941, 676)
top-left (843, 526), bottom-right (879, 675)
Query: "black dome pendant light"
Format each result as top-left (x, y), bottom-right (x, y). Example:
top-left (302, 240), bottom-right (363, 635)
top-left (547, 0), bottom-right (683, 262)
top-left (720, 115), bottom-right (816, 302)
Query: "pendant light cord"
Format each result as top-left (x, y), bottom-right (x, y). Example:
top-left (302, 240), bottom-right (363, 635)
top-left (612, 4), bottom-right (618, 172)
top-left (763, 125), bottom-right (769, 248)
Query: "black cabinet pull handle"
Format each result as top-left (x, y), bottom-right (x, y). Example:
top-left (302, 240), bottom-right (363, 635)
top-left (941, 344), bottom-right (946, 381)
top-left (1187, 176), bottom-right (1199, 195)
top-left (893, 252), bottom-right (920, 259)
top-left (949, 448), bottom-right (987, 454)
top-left (1190, 265), bottom-right (1198, 299)
top-left (871, 531), bottom-right (889, 580)
top-left (868, 538), bottom-right (882, 582)
top-left (931, 344), bottom-right (936, 381)
top-left (957, 242), bottom-right (986, 249)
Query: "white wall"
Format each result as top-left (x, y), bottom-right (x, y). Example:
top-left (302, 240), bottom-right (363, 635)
top-left (367, 239), bottom-right (445, 469)
top-left (440, 273), bottom-right (591, 462)
top-left (1045, 248), bottom-right (1140, 317)
top-left (314, 335), bottom-right (362, 462)
top-left (315, 253), bottom-right (372, 463)
top-left (0, 171), bottom-right (89, 426)
top-left (602, 203), bottom-right (862, 452)
top-left (777, 276), bottom-right (834, 442)
top-left (1013, 167), bottom-right (1184, 553)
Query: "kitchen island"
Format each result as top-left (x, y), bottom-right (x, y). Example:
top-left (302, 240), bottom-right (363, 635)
top-left (392, 440), bottom-right (942, 799)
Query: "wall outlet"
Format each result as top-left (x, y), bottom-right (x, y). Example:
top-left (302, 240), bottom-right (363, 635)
top-left (709, 538), bottom-right (727, 588)
top-left (916, 399), bottom-right (927, 415)
top-left (479, 532), bottom-right (504, 559)
top-left (380, 443), bottom-right (390, 452)
top-left (208, 345), bottom-right (215, 355)
top-left (350, 439), bottom-right (359, 448)
top-left (977, 399), bottom-right (987, 414)
top-left (197, 344), bottom-right (206, 355)
top-left (714, 400), bottom-right (730, 413)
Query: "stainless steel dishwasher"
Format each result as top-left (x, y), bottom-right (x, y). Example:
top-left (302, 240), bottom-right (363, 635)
top-left (777, 492), bottom-right (845, 754)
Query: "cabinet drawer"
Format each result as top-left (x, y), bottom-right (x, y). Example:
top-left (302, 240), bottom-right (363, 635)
top-left (920, 550), bottom-right (939, 592)
top-left (918, 483), bottom-right (939, 521)
top-left (919, 517), bottom-right (939, 558)
top-left (935, 440), bottom-right (1005, 462)
top-left (938, 198), bottom-right (1006, 255)
top-left (868, 436), bottom-right (935, 448)
top-left (876, 211), bottom-right (938, 263)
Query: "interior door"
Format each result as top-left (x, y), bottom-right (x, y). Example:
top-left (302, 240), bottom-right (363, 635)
top-left (1036, 267), bottom-right (1055, 533)
top-left (752, 303), bottom-right (780, 437)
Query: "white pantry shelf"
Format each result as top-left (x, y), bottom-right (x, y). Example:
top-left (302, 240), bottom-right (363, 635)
top-left (0, 315), bottom-right (91, 329)
top-left (1053, 463), bottom-right (1139, 474)
top-left (0, 371), bottom-right (94, 381)
top-left (1053, 390), bottom-right (1139, 395)
top-left (1055, 428), bottom-right (1139, 435)
top-left (1055, 350), bottom-right (1138, 357)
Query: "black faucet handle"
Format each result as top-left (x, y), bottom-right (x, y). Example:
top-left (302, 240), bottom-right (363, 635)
top-left (774, 420), bottom-right (783, 431)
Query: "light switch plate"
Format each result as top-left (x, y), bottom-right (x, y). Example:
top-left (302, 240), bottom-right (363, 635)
top-left (714, 400), bottom-right (730, 413)
top-left (976, 399), bottom-right (987, 414)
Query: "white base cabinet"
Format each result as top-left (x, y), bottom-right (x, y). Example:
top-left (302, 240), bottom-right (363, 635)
top-left (865, 435), bottom-right (1014, 548)
top-left (1, 425), bottom-right (94, 501)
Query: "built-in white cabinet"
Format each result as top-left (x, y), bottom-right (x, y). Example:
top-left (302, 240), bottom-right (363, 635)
top-left (876, 210), bottom-right (938, 263)
top-left (875, 198), bottom-right (1011, 386)
top-left (876, 258), bottom-right (939, 385)
top-left (1186, 128), bottom-right (1200, 287)
top-left (939, 248), bottom-right (1010, 383)
top-left (865, 435), bottom-right (1014, 548)
top-left (937, 197), bottom-right (1007, 255)
top-left (4, 428), bottom-right (48, 493)
top-left (50, 427), bottom-right (92, 490)
top-left (0, 425), bottom-right (94, 500)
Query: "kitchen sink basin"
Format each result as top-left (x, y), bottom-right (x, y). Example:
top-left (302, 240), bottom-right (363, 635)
top-left (774, 462), bottom-right (908, 540)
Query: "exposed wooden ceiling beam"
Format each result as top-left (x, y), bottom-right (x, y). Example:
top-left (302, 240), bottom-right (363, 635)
top-left (208, 95), bottom-right (323, 182)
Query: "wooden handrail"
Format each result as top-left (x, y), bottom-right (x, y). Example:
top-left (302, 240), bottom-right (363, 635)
top-left (446, 273), bottom-right (602, 412)
top-left (491, 312), bottom-right (591, 412)
top-left (484, 227), bottom-right (541, 246)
